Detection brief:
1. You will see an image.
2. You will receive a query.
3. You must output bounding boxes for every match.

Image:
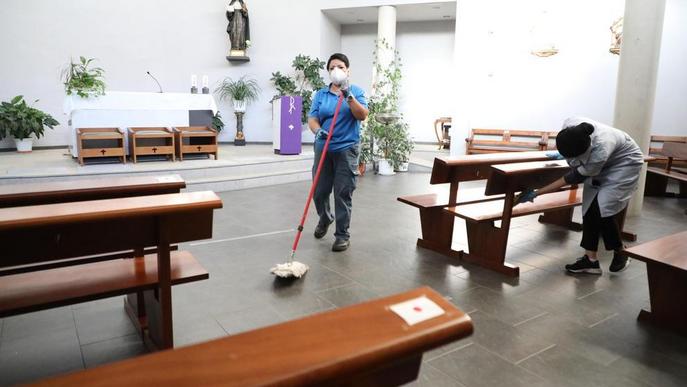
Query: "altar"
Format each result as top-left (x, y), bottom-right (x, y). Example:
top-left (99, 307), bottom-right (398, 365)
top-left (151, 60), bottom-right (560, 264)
top-left (63, 92), bottom-right (218, 157)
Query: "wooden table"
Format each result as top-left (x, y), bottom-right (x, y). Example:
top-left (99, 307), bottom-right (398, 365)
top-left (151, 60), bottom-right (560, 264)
top-left (623, 231), bottom-right (687, 336)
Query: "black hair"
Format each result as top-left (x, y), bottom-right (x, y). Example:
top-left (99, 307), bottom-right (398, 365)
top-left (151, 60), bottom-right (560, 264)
top-left (327, 53), bottom-right (350, 70)
top-left (556, 122), bottom-right (594, 158)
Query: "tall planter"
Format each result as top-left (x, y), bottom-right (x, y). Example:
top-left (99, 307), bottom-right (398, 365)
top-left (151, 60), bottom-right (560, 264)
top-left (15, 138), bottom-right (33, 153)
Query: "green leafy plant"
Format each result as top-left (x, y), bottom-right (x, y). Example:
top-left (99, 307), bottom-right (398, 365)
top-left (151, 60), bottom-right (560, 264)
top-left (270, 54), bottom-right (326, 124)
top-left (215, 75), bottom-right (261, 104)
top-left (364, 39), bottom-right (414, 168)
top-left (62, 56), bottom-right (106, 98)
top-left (211, 111), bottom-right (225, 133)
top-left (0, 96), bottom-right (59, 140)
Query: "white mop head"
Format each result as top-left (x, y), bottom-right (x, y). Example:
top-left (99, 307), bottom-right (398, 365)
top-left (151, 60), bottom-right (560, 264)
top-left (270, 261), bottom-right (309, 278)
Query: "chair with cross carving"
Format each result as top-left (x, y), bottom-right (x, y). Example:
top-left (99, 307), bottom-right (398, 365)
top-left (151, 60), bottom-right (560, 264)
top-left (174, 126), bottom-right (218, 161)
top-left (128, 127), bottom-right (176, 163)
top-left (76, 128), bottom-right (126, 165)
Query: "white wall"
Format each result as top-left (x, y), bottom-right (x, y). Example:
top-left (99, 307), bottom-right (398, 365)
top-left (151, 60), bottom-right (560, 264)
top-left (0, 0), bottom-right (325, 149)
top-left (450, 0), bottom-right (625, 155)
top-left (652, 0), bottom-right (687, 136)
top-left (341, 20), bottom-right (456, 143)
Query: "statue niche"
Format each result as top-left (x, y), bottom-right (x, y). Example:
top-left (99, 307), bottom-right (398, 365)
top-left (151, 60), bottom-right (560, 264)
top-left (226, 0), bottom-right (250, 62)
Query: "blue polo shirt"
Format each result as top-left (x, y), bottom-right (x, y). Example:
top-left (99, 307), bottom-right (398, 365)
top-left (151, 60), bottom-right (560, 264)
top-left (309, 84), bottom-right (368, 152)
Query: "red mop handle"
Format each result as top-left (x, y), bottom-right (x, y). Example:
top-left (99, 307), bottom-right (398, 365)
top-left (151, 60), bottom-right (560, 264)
top-left (291, 95), bottom-right (345, 252)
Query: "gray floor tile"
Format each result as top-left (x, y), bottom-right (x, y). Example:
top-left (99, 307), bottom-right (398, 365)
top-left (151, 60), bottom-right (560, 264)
top-left (428, 343), bottom-right (548, 387)
top-left (404, 363), bottom-right (466, 386)
top-left (81, 334), bottom-right (147, 369)
top-left (315, 283), bottom-right (380, 308)
top-left (2, 307), bottom-right (75, 341)
top-left (0, 326), bottom-right (83, 386)
top-left (73, 302), bottom-right (137, 345)
top-left (215, 305), bottom-right (285, 334)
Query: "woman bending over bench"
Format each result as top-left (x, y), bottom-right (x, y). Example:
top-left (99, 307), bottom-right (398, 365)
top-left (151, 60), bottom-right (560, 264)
top-left (514, 117), bottom-right (644, 274)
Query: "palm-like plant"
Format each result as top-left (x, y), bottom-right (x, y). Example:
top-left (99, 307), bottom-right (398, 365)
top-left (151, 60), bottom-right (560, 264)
top-left (215, 75), bottom-right (261, 104)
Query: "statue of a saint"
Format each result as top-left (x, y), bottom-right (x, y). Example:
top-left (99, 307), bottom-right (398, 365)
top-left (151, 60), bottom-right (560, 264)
top-left (226, 0), bottom-right (250, 52)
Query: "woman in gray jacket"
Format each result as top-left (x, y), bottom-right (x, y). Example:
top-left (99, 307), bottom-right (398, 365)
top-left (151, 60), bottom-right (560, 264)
top-left (515, 117), bottom-right (644, 274)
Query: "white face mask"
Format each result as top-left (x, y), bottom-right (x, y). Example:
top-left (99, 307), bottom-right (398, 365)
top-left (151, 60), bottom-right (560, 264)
top-left (329, 68), bottom-right (348, 85)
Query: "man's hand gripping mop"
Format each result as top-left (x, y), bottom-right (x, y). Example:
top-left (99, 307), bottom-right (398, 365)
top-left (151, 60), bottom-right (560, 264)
top-left (271, 95), bottom-right (345, 278)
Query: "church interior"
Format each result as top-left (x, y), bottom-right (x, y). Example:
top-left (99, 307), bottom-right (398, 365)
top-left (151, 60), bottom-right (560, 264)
top-left (0, 0), bottom-right (686, 386)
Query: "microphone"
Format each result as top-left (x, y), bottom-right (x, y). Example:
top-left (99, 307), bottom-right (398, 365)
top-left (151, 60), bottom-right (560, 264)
top-left (146, 71), bottom-right (163, 93)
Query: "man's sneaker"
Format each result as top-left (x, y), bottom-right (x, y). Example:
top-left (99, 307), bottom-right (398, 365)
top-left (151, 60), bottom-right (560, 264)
top-left (314, 220), bottom-right (333, 239)
top-left (609, 253), bottom-right (630, 273)
top-left (332, 238), bottom-right (350, 252)
top-left (565, 255), bottom-right (602, 274)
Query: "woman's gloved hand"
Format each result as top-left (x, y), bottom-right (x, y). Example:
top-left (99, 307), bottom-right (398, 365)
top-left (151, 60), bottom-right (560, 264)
top-left (546, 151), bottom-right (564, 160)
top-left (316, 129), bottom-right (328, 139)
top-left (514, 189), bottom-right (538, 206)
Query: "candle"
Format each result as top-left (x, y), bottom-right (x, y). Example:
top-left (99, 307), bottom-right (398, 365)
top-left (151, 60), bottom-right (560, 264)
top-left (191, 74), bottom-right (198, 87)
top-left (202, 75), bottom-right (209, 88)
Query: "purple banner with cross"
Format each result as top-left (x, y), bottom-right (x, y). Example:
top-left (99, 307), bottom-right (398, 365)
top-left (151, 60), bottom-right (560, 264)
top-left (272, 95), bottom-right (302, 155)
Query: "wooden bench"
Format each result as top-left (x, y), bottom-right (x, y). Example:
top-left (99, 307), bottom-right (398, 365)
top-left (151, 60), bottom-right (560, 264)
top-left (174, 126), bottom-right (219, 161)
top-left (465, 128), bottom-right (557, 155)
top-left (648, 134), bottom-right (687, 167)
top-left (448, 160), bottom-right (582, 276)
top-left (645, 142), bottom-right (687, 203)
top-left (0, 191), bottom-right (223, 350)
top-left (623, 231), bottom-right (687, 336)
top-left (0, 174), bottom-right (185, 208)
top-left (34, 287), bottom-right (473, 387)
top-left (398, 151), bottom-right (554, 258)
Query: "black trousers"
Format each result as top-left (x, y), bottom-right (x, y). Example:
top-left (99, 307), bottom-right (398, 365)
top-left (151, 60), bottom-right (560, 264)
top-left (312, 145), bottom-right (359, 240)
top-left (580, 196), bottom-right (623, 252)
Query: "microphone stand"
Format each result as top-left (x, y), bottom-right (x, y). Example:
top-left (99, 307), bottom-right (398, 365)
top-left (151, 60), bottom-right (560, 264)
top-left (146, 71), bottom-right (163, 93)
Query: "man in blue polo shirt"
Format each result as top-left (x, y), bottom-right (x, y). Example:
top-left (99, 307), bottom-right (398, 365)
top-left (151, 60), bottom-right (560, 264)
top-left (308, 53), bottom-right (369, 251)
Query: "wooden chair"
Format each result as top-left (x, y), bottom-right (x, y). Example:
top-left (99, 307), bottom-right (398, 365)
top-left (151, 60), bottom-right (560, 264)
top-left (434, 117), bottom-right (452, 150)
top-left (623, 231), bottom-right (687, 336)
top-left (129, 127), bottom-right (175, 163)
top-left (645, 142), bottom-right (687, 202)
top-left (76, 128), bottom-right (126, 165)
top-left (174, 126), bottom-right (219, 161)
top-left (34, 287), bottom-right (474, 387)
top-left (0, 191), bottom-right (223, 350)
top-left (465, 128), bottom-right (558, 155)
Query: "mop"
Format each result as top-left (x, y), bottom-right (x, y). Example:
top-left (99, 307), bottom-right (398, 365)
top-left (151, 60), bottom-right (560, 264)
top-left (271, 94), bottom-right (345, 278)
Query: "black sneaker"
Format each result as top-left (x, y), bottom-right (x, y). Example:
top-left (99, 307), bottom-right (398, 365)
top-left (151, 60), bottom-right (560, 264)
top-left (314, 219), bottom-right (333, 239)
top-left (565, 255), bottom-right (602, 274)
top-left (609, 253), bottom-right (630, 273)
top-left (332, 238), bottom-right (350, 252)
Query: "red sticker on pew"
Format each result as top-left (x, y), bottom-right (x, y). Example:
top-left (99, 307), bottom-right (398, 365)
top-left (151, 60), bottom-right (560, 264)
top-left (390, 296), bottom-right (445, 326)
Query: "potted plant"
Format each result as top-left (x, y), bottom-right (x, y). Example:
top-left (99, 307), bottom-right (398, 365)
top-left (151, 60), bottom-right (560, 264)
top-left (0, 96), bottom-right (59, 152)
top-left (394, 122), bottom-right (414, 172)
top-left (62, 56), bottom-right (106, 98)
top-left (270, 54), bottom-right (326, 125)
top-left (215, 75), bottom-right (261, 112)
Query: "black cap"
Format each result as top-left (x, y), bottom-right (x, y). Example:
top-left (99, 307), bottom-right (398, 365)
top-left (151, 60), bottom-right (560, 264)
top-left (556, 122), bottom-right (594, 158)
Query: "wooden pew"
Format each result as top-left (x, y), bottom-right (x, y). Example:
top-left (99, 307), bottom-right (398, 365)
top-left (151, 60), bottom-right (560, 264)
top-left (398, 151), bottom-right (554, 258)
top-left (648, 134), bottom-right (687, 167)
top-left (465, 128), bottom-right (557, 155)
top-left (0, 174), bottom-right (185, 208)
top-left (622, 231), bottom-right (687, 336)
top-left (33, 287), bottom-right (474, 387)
top-left (0, 175), bottom-right (189, 332)
top-left (0, 191), bottom-right (223, 350)
top-left (645, 142), bottom-right (687, 202)
top-left (448, 160), bottom-right (581, 276)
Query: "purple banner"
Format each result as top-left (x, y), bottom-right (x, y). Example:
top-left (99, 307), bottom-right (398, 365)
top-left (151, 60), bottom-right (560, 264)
top-left (279, 95), bottom-right (302, 155)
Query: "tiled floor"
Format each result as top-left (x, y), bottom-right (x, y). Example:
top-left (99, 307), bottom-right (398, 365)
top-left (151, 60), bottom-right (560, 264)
top-left (1, 171), bottom-right (686, 386)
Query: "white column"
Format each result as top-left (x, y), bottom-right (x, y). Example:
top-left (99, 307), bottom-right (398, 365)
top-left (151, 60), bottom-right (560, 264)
top-left (613, 0), bottom-right (667, 216)
top-left (372, 5), bottom-right (397, 98)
